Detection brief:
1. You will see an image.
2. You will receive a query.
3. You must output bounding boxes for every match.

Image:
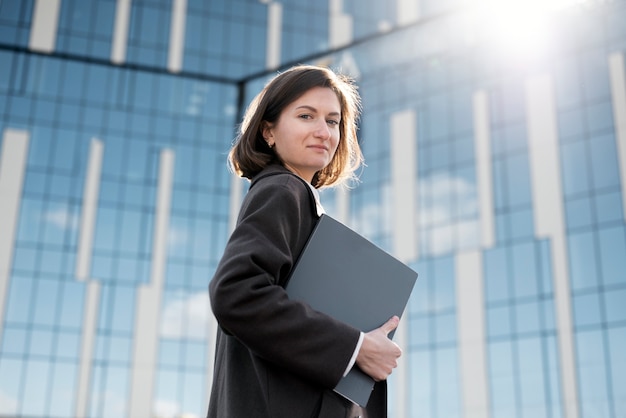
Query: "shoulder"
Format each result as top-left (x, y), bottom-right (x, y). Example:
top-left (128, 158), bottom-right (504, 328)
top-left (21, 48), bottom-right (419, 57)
top-left (246, 165), bottom-right (317, 215)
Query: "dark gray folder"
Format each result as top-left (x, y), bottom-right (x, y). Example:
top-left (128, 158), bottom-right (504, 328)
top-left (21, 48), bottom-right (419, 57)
top-left (285, 214), bottom-right (418, 407)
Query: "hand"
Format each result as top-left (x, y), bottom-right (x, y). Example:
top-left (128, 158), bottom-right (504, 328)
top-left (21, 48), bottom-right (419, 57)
top-left (355, 316), bottom-right (402, 381)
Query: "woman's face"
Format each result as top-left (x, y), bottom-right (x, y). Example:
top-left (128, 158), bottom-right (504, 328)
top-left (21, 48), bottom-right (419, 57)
top-left (262, 87), bottom-right (341, 183)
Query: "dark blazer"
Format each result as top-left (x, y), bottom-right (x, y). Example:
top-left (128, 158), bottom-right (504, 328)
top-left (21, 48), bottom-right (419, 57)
top-left (207, 164), bottom-right (387, 418)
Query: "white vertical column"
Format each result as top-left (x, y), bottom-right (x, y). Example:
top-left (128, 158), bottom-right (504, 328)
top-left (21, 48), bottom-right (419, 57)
top-left (75, 281), bottom-right (101, 418)
top-left (456, 250), bottom-right (490, 418)
top-left (391, 109), bottom-right (419, 262)
top-left (129, 149), bottom-right (175, 418)
top-left (329, 0), bottom-right (353, 49)
top-left (29, 0), bottom-right (61, 53)
top-left (74, 138), bottom-right (104, 417)
top-left (334, 187), bottom-right (350, 225)
top-left (111, 0), bottom-right (132, 64)
top-left (266, 2), bottom-right (282, 70)
top-left (205, 298), bottom-right (218, 410)
top-left (228, 175), bottom-right (244, 234)
top-left (0, 129), bottom-right (30, 347)
top-left (473, 90), bottom-right (495, 248)
top-left (396, 0), bottom-right (420, 26)
top-left (76, 139), bottom-right (103, 281)
top-left (168, 0), bottom-right (187, 73)
top-left (526, 74), bottom-right (579, 418)
top-left (390, 109), bottom-right (418, 418)
top-left (608, 52), bottom-right (626, 221)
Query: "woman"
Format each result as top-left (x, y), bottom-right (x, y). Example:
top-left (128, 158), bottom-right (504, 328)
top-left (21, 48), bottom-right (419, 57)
top-left (208, 65), bottom-right (401, 418)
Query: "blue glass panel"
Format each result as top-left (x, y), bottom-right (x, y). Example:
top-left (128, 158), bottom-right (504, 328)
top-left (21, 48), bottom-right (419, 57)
top-left (94, 1), bottom-right (115, 37)
top-left (55, 331), bottom-right (80, 359)
top-left (40, 247), bottom-right (64, 276)
top-left (21, 360), bottom-right (51, 416)
top-left (48, 362), bottom-right (77, 417)
top-left (1, 326), bottom-right (27, 355)
top-left (558, 108), bottom-right (584, 140)
top-left (107, 336), bottom-right (132, 363)
top-left (517, 338), bottom-right (546, 407)
top-left (435, 312), bottom-right (456, 344)
top-left (192, 219), bottom-right (212, 262)
top-left (29, 329), bottom-right (55, 356)
top-left (16, 197), bottom-right (44, 241)
top-left (573, 291), bottom-right (602, 327)
top-left (608, 327), bottom-right (626, 418)
top-left (430, 140), bottom-right (451, 170)
top-left (590, 133), bottom-right (620, 190)
top-left (102, 366), bottom-right (129, 417)
top-left (492, 158), bottom-right (506, 210)
top-left (485, 246), bottom-right (510, 302)
top-left (537, 239), bottom-right (553, 295)
top-left (427, 93), bottom-right (449, 138)
top-left (184, 342), bottom-right (207, 369)
top-left (436, 348), bottom-right (459, 416)
top-left (505, 154), bottom-right (531, 207)
top-left (540, 299), bottom-right (556, 331)
top-left (582, 51), bottom-right (611, 101)
top-left (181, 372), bottom-right (205, 413)
top-left (576, 330), bottom-right (611, 417)
top-left (32, 280), bottom-right (61, 326)
top-left (61, 61), bottom-right (87, 101)
top-left (111, 286), bottom-right (136, 333)
top-left (516, 301), bottom-right (541, 334)
top-left (5, 276), bottom-right (34, 324)
top-left (155, 369), bottom-right (181, 414)
top-left (115, 256), bottom-right (141, 283)
top-left (508, 208), bottom-right (534, 241)
top-left (159, 339), bottom-right (181, 367)
top-left (586, 101), bottom-right (614, 133)
top-left (58, 281), bottom-right (85, 329)
top-left (565, 196), bottom-right (593, 229)
top-left (561, 140), bottom-right (590, 196)
top-left (598, 225), bottom-right (626, 286)
top-left (594, 191), bottom-right (623, 224)
top-left (487, 305), bottom-right (512, 337)
top-left (604, 288), bottom-right (626, 324)
top-left (0, 51), bottom-right (14, 92)
top-left (0, 358), bottom-right (22, 415)
top-left (433, 256), bottom-right (455, 311)
top-left (568, 230), bottom-right (600, 291)
top-left (12, 245), bottom-right (38, 273)
top-left (409, 350), bottom-right (433, 415)
top-left (511, 242), bottom-right (537, 298)
top-left (409, 316), bottom-right (431, 347)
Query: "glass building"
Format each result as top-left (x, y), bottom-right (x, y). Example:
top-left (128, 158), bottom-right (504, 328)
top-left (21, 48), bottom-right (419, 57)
top-left (0, 0), bottom-right (625, 417)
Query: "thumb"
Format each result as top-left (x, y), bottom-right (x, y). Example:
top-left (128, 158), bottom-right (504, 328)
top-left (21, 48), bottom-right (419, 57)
top-left (380, 315), bottom-right (400, 335)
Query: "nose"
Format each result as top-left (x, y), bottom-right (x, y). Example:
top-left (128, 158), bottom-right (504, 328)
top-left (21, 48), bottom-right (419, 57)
top-left (314, 120), bottom-right (331, 139)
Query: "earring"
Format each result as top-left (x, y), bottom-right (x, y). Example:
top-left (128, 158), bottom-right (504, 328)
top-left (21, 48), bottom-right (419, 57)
top-left (266, 141), bottom-right (274, 149)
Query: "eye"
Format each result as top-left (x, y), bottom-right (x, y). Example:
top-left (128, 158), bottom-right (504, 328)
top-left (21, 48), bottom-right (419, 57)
top-left (327, 119), bottom-right (340, 126)
top-left (299, 114), bottom-right (313, 120)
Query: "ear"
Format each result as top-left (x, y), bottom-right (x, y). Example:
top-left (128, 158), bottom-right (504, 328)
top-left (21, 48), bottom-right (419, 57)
top-left (261, 121), bottom-right (273, 142)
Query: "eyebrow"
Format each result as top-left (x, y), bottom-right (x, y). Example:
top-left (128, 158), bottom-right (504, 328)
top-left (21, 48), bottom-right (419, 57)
top-left (295, 105), bottom-right (341, 117)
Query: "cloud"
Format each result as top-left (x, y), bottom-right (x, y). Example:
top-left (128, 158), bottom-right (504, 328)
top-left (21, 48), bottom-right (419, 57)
top-left (160, 291), bottom-right (215, 340)
top-left (0, 390), bottom-right (17, 415)
top-left (419, 171), bottom-right (478, 225)
top-left (154, 399), bottom-right (179, 418)
top-left (90, 390), bottom-right (126, 418)
top-left (43, 206), bottom-right (79, 230)
top-left (350, 171), bottom-right (480, 258)
top-left (168, 225), bottom-right (189, 251)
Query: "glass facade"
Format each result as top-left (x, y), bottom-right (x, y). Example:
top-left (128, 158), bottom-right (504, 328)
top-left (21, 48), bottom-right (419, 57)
top-left (1, 0), bottom-right (625, 417)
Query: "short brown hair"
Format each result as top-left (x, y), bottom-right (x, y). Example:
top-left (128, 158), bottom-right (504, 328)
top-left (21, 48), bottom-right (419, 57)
top-left (229, 65), bottom-right (363, 188)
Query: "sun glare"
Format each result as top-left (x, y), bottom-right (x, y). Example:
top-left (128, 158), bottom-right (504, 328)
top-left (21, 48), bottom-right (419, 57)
top-left (471, 0), bottom-right (589, 58)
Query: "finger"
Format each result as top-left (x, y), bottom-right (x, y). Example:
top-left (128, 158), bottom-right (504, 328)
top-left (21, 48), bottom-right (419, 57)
top-left (381, 315), bottom-right (400, 335)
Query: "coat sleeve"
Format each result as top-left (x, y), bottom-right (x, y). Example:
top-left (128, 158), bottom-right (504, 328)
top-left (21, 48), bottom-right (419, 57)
top-left (209, 175), bottom-right (361, 389)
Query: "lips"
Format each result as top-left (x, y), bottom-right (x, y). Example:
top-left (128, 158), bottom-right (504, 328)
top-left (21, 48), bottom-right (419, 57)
top-left (308, 144), bottom-right (329, 151)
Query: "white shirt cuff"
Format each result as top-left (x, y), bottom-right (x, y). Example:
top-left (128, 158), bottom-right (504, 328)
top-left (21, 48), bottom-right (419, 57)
top-left (343, 332), bottom-right (365, 377)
